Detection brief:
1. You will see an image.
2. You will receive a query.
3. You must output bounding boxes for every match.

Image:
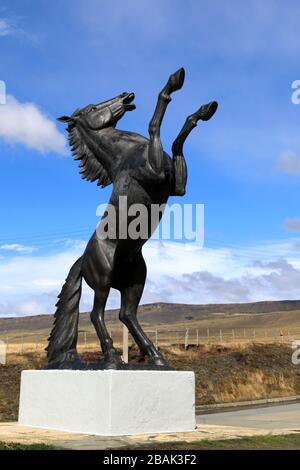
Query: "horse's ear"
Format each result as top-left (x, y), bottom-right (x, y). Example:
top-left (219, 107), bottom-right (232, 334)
top-left (57, 115), bottom-right (72, 123)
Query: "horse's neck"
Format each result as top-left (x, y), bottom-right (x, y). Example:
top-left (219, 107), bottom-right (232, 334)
top-left (96, 128), bottom-right (131, 161)
top-left (77, 125), bottom-right (121, 180)
top-left (98, 127), bottom-right (126, 145)
top-left (81, 127), bottom-right (139, 179)
top-left (84, 127), bottom-right (113, 155)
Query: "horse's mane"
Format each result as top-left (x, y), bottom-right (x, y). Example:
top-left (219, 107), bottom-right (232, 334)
top-left (68, 125), bottom-right (112, 188)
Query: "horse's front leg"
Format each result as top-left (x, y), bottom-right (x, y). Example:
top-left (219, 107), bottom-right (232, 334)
top-left (147, 67), bottom-right (185, 176)
top-left (171, 101), bottom-right (218, 196)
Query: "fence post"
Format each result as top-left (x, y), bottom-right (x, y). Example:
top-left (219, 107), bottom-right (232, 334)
top-left (232, 329), bottom-right (235, 341)
top-left (196, 329), bottom-right (199, 346)
top-left (122, 325), bottom-right (129, 363)
top-left (280, 331), bottom-right (284, 343)
top-left (155, 329), bottom-right (158, 349)
top-left (244, 328), bottom-right (246, 339)
top-left (84, 332), bottom-right (87, 350)
top-left (176, 332), bottom-right (179, 348)
top-left (184, 329), bottom-right (189, 350)
top-left (207, 328), bottom-right (210, 344)
top-left (253, 329), bottom-right (256, 340)
top-left (219, 329), bottom-right (223, 342)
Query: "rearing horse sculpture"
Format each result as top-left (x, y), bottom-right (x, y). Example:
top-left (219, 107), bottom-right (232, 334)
top-left (46, 68), bottom-right (218, 369)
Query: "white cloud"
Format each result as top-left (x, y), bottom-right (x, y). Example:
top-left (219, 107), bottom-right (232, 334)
top-left (284, 218), bottom-right (300, 232)
top-left (1, 238), bottom-right (300, 317)
top-left (0, 16), bottom-right (39, 43)
top-left (0, 95), bottom-right (67, 154)
top-left (140, 240), bottom-right (300, 304)
top-left (0, 241), bottom-right (88, 317)
top-left (0, 18), bottom-right (15, 37)
top-left (0, 243), bottom-right (35, 254)
top-left (278, 151), bottom-right (300, 175)
top-left (142, 257), bottom-right (300, 305)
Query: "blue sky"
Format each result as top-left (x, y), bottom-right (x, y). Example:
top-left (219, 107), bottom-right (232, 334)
top-left (1, 0), bottom-right (300, 316)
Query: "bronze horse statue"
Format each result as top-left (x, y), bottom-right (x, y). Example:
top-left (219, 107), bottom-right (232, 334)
top-left (46, 68), bottom-right (218, 369)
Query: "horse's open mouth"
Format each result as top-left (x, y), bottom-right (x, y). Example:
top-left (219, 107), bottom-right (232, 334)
top-left (123, 93), bottom-right (136, 111)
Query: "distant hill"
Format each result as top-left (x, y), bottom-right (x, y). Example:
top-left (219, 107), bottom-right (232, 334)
top-left (1, 300), bottom-right (300, 333)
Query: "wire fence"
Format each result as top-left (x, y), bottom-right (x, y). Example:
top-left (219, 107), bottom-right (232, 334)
top-left (1, 325), bottom-right (300, 358)
top-left (144, 326), bottom-right (300, 349)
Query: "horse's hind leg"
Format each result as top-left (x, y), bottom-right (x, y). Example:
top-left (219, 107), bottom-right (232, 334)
top-left (120, 288), bottom-right (169, 367)
top-left (83, 241), bottom-right (123, 367)
top-left (115, 252), bottom-right (170, 368)
top-left (171, 101), bottom-right (218, 196)
top-left (147, 67), bottom-right (185, 176)
top-left (90, 288), bottom-right (122, 367)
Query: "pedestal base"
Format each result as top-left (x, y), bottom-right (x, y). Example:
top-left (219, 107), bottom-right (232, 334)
top-left (18, 370), bottom-right (195, 436)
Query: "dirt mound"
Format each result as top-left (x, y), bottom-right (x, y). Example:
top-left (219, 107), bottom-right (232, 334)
top-left (1, 343), bottom-right (300, 422)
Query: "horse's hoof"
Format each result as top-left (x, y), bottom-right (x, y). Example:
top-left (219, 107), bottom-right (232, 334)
top-left (104, 361), bottom-right (124, 370)
top-left (103, 350), bottom-right (125, 369)
top-left (148, 355), bottom-right (174, 369)
top-left (167, 67), bottom-right (185, 94)
top-left (138, 350), bottom-right (147, 362)
top-left (195, 101), bottom-right (218, 121)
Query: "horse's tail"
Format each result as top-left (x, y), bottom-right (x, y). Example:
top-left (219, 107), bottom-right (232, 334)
top-left (46, 256), bottom-right (83, 365)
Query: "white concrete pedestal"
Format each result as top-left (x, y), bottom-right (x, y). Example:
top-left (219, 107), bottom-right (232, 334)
top-left (18, 370), bottom-right (195, 436)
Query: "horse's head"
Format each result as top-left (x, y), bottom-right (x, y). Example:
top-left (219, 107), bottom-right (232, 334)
top-left (57, 92), bottom-right (136, 130)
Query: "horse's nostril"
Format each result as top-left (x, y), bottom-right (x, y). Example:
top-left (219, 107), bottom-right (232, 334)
top-left (123, 93), bottom-right (135, 104)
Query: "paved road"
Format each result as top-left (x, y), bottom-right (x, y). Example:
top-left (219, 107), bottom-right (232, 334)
top-left (197, 403), bottom-right (300, 430)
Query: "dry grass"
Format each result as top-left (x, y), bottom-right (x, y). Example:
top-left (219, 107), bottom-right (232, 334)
top-left (162, 343), bottom-right (300, 405)
top-left (0, 352), bottom-right (43, 422)
top-left (3, 321), bottom-right (300, 358)
top-left (3, 303), bottom-right (300, 366)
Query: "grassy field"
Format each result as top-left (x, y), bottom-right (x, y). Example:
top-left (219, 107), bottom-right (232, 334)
top-left (1, 434), bottom-right (300, 450)
top-left (0, 442), bottom-right (54, 450)
top-left (126, 434), bottom-right (300, 450)
top-left (2, 307), bottom-right (300, 356)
